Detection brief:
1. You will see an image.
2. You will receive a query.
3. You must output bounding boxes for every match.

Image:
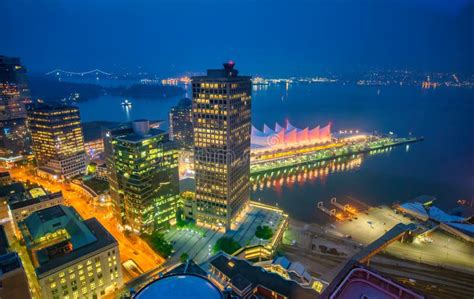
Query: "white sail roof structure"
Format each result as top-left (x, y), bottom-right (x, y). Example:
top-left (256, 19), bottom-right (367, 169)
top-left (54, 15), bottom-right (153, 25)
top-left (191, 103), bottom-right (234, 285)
top-left (263, 124), bottom-right (274, 134)
top-left (275, 122), bottom-right (285, 133)
top-left (251, 121), bottom-right (331, 148)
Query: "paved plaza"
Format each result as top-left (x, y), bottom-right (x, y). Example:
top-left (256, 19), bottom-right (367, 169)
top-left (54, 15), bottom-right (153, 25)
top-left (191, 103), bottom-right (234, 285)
top-left (165, 202), bottom-right (288, 264)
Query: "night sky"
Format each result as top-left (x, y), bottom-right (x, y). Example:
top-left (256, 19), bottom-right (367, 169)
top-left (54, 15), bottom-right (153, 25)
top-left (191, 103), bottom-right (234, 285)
top-left (1, 0), bottom-right (473, 75)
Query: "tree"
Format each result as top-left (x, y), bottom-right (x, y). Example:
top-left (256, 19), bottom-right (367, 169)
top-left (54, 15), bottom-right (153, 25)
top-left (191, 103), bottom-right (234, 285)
top-left (145, 232), bottom-right (173, 257)
top-left (180, 252), bottom-right (189, 263)
top-left (213, 237), bottom-right (242, 254)
top-left (255, 225), bottom-right (273, 240)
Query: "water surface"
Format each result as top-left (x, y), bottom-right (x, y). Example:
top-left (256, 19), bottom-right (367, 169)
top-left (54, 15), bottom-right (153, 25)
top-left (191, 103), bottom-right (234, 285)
top-left (76, 83), bottom-right (474, 223)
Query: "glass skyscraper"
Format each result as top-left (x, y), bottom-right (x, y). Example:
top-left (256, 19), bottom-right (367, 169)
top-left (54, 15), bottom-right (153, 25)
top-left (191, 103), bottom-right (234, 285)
top-left (191, 62), bottom-right (252, 230)
top-left (104, 120), bottom-right (179, 233)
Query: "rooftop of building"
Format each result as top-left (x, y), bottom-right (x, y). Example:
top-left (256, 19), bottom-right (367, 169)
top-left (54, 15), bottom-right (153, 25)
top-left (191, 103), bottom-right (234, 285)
top-left (0, 171), bottom-right (11, 178)
top-left (323, 224), bottom-right (424, 298)
top-left (443, 222), bottom-right (474, 238)
top-left (18, 205), bottom-right (117, 275)
top-left (115, 127), bottom-right (166, 143)
top-left (412, 195), bottom-right (437, 205)
top-left (192, 62), bottom-right (251, 81)
top-left (0, 225), bottom-right (9, 256)
top-left (165, 259), bottom-right (208, 277)
top-left (8, 186), bottom-right (62, 211)
top-left (88, 120), bottom-right (164, 143)
top-left (35, 217), bottom-right (117, 276)
top-left (398, 196), bottom-right (469, 225)
top-left (82, 121), bottom-right (119, 142)
top-left (28, 186), bottom-right (47, 198)
top-left (134, 273), bottom-right (223, 299)
top-left (0, 252), bottom-right (23, 277)
top-left (21, 205), bottom-right (96, 248)
top-left (0, 182), bottom-right (25, 198)
top-left (323, 265), bottom-right (424, 299)
top-left (270, 256), bottom-right (312, 283)
top-left (26, 101), bottom-right (79, 113)
top-left (209, 252), bottom-right (319, 299)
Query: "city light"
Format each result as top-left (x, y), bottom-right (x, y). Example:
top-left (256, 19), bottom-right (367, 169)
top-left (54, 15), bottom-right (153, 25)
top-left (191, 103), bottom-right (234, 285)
top-left (1, 3), bottom-right (472, 298)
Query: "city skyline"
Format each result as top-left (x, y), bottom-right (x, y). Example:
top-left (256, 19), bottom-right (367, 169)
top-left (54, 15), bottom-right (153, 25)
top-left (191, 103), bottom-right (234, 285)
top-left (0, 1), bottom-right (473, 298)
top-left (0, 57), bottom-right (472, 299)
top-left (1, 0), bottom-right (473, 75)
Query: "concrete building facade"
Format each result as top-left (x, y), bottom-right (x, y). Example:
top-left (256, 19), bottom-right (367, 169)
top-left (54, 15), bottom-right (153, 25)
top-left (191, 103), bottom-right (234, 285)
top-left (18, 205), bottom-right (122, 299)
top-left (27, 103), bottom-right (86, 180)
top-left (192, 62), bottom-right (252, 230)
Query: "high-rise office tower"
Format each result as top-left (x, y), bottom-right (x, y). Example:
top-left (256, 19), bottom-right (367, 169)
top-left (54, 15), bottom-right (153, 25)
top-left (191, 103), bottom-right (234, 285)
top-left (27, 103), bottom-right (86, 179)
top-left (103, 123), bottom-right (135, 225)
top-left (104, 120), bottom-right (179, 233)
top-left (169, 98), bottom-right (193, 150)
top-left (0, 56), bottom-right (31, 158)
top-left (192, 62), bottom-right (252, 230)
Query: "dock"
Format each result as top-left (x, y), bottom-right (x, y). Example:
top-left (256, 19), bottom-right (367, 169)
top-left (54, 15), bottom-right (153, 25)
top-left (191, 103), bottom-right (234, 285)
top-left (330, 197), bottom-right (357, 215)
top-left (250, 137), bottom-right (424, 176)
top-left (317, 202), bottom-right (336, 217)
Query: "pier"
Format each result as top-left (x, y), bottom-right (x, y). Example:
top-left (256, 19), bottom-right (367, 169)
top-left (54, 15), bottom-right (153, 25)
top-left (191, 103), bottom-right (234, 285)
top-left (317, 202), bottom-right (336, 217)
top-left (250, 136), bottom-right (423, 176)
top-left (330, 197), bottom-right (357, 215)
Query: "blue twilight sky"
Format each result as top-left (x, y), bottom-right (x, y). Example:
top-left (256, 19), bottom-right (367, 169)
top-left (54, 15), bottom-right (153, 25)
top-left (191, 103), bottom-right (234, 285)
top-left (1, 0), bottom-right (473, 76)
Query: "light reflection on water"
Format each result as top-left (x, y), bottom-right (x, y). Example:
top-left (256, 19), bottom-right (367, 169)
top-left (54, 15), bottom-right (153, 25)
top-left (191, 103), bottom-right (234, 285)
top-left (74, 82), bottom-right (473, 222)
top-left (252, 155), bottom-right (363, 192)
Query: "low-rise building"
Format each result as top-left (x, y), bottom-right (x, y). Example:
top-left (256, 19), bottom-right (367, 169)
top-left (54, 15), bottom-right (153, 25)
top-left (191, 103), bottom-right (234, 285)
top-left (397, 196), bottom-right (473, 243)
top-left (231, 202), bottom-right (288, 261)
top-left (19, 205), bottom-right (122, 299)
top-left (209, 252), bottom-right (319, 299)
top-left (0, 224), bottom-right (31, 299)
top-left (323, 264), bottom-right (424, 299)
top-left (256, 256), bottom-right (326, 293)
top-left (0, 171), bottom-right (12, 186)
top-left (8, 186), bottom-right (63, 237)
top-left (0, 182), bottom-right (25, 222)
top-left (133, 259), bottom-right (224, 299)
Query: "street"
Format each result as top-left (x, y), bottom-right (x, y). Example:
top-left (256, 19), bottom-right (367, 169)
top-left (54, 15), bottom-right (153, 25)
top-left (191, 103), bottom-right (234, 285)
top-left (8, 166), bottom-right (165, 282)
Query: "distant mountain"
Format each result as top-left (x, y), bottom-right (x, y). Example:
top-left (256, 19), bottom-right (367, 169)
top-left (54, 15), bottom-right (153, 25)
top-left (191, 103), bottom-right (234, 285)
top-left (28, 75), bottom-right (185, 102)
top-left (29, 75), bottom-right (105, 101)
top-left (107, 84), bottom-right (185, 98)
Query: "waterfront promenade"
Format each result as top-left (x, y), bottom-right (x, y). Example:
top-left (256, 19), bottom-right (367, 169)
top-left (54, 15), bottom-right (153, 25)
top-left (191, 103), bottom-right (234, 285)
top-left (250, 136), bottom-right (423, 176)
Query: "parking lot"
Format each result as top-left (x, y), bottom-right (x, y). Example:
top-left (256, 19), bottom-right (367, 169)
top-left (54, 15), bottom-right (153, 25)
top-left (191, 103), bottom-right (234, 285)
top-left (330, 206), bottom-right (474, 272)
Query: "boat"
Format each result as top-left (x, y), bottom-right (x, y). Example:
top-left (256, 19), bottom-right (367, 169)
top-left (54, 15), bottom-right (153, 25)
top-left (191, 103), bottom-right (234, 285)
top-left (121, 99), bottom-right (132, 107)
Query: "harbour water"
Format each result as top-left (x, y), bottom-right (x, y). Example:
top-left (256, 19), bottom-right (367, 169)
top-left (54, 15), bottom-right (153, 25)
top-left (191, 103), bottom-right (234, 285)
top-left (76, 82), bottom-right (474, 223)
